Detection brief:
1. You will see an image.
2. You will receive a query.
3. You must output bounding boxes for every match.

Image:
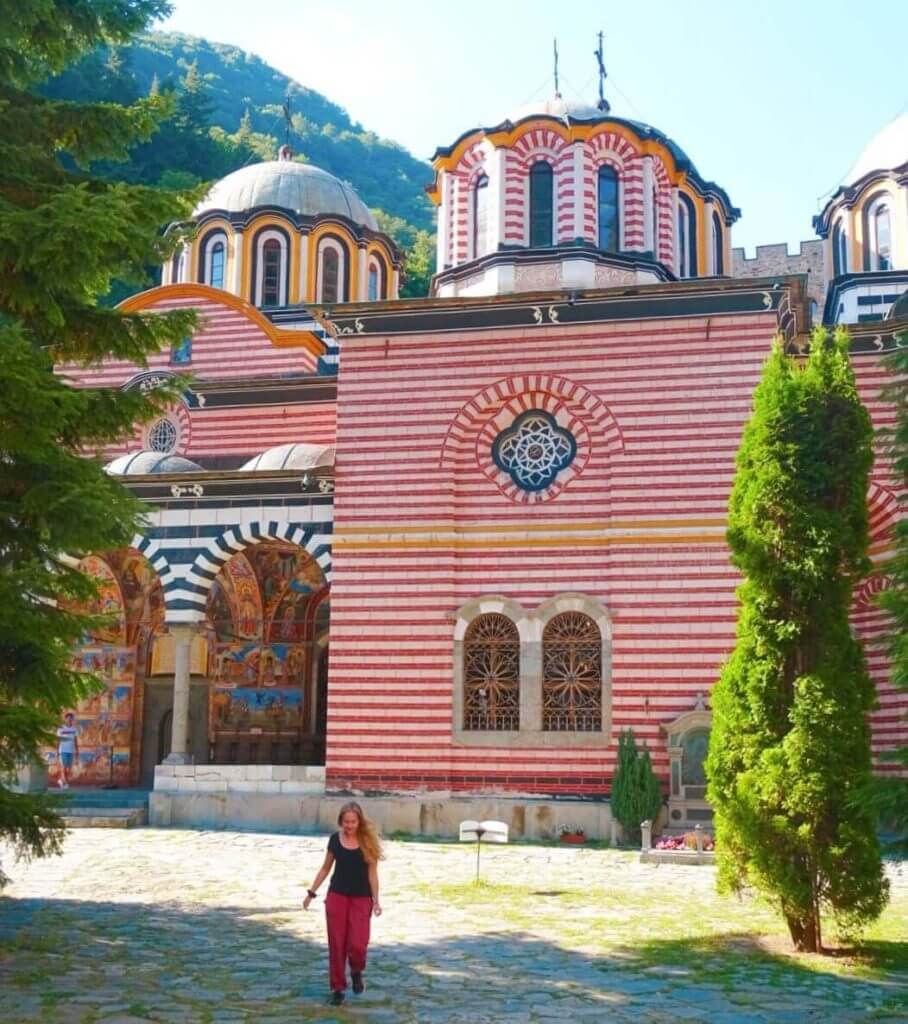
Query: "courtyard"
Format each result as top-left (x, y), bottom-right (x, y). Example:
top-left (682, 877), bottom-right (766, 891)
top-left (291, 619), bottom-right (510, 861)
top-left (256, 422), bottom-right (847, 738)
top-left (0, 829), bottom-right (905, 1023)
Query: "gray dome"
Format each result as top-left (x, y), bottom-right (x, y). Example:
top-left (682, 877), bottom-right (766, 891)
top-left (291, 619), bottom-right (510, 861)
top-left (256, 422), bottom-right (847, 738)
top-left (240, 443), bottom-right (335, 472)
top-left (508, 95), bottom-right (604, 122)
top-left (105, 451), bottom-right (203, 476)
top-left (194, 159), bottom-right (377, 230)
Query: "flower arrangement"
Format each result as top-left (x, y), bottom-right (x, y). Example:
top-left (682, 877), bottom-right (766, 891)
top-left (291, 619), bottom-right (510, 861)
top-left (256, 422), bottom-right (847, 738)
top-left (558, 824), bottom-right (586, 843)
top-left (654, 832), bottom-right (715, 852)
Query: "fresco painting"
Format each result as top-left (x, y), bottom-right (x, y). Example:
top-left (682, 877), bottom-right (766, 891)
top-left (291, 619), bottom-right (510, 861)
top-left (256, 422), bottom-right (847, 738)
top-left (45, 547), bottom-right (164, 787)
top-left (205, 543), bottom-right (327, 746)
top-left (77, 555), bottom-right (126, 644)
top-left (211, 686), bottom-right (303, 734)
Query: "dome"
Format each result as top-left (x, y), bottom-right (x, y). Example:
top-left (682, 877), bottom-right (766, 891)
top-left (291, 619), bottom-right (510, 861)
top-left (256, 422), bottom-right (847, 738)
top-left (194, 158), bottom-right (377, 230)
top-left (105, 451), bottom-right (203, 475)
top-left (843, 113), bottom-right (908, 186)
top-left (507, 95), bottom-right (604, 123)
top-left (239, 443), bottom-right (335, 472)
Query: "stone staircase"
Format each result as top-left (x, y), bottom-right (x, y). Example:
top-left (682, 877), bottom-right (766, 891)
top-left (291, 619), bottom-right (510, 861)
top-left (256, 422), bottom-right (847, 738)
top-left (58, 788), bottom-right (150, 829)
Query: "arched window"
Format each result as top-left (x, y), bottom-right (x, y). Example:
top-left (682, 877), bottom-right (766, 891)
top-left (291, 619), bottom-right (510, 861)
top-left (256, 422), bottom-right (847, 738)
top-left (832, 220), bottom-right (848, 276)
top-left (867, 199), bottom-right (892, 271)
top-left (367, 255), bottom-right (385, 301)
top-left (542, 612), bottom-right (602, 732)
top-left (597, 165), bottom-right (619, 251)
top-left (172, 247), bottom-right (186, 284)
top-left (209, 241), bottom-right (225, 289)
top-left (261, 240), bottom-right (282, 306)
top-left (651, 186), bottom-right (659, 254)
top-left (253, 229), bottom-right (289, 307)
top-left (473, 173), bottom-right (489, 258)
top-left (712, 212), bottom-right (724, 275)
top-left (200, 231), bottom-right (228, 289)
top-left (677, 194), bottom-right (697, 278)
top-left (529, 161), bottom-right (553, 247)
top-left (463, 613), bottom-right (520, 730)
top-left (322, 248), bottom-right (339, 303)
top-left (317, 238), bottom-right (348, 303)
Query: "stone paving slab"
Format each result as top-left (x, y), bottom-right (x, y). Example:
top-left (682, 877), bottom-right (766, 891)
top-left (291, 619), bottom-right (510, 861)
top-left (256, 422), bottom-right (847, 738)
top-left (0, 829), bottom-right (906, 1023)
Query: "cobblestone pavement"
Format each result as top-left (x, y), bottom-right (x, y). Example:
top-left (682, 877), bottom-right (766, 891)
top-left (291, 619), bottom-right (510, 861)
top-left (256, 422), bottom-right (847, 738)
top-left (1, 829), bottom-right (907, 1023)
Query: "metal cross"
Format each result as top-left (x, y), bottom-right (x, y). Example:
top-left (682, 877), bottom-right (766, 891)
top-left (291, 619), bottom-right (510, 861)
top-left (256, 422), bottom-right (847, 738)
top-left (595, 30), bottom-right (610, 112)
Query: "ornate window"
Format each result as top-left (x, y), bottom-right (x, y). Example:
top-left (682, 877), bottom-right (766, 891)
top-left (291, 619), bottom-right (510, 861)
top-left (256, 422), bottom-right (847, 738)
top-left (529, 161), bottom-right (553, 247)
top-left (866, 198), bottom-right (892, 271)
top-left (463, 614), bottom-right (520, 730)
top-left (677, 194), bottom-right (697, 278)
top-left (833, 220), bottom-right (848, 276)
top-left (712, 211), bottom-right (724, 275)
top-left (598, 166), bottom-right (619, 251)
top-left (492, 410), bottom-right (576, 492)
top-left (147, 417), bottom-right (178, 454)
top-left (473, 173), bottom-right (490, 258)
top-left (542, 612), bottom-right (602, 731)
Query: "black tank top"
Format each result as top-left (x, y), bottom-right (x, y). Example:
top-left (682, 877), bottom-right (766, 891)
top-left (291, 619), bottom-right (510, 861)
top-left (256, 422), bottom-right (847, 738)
top-left (327, 832), bottom-right (372, 897)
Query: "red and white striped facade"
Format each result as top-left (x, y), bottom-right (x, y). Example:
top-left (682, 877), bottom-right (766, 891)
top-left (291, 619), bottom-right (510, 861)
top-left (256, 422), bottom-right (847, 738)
top-left (326, 281), bottom-right (906, 797)
top-left (429, 100), bottom-right (739, 299)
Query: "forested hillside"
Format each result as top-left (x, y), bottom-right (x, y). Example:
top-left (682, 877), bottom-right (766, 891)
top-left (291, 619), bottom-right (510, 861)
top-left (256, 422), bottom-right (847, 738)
top-left (41, 32), bottom-right (435, 296)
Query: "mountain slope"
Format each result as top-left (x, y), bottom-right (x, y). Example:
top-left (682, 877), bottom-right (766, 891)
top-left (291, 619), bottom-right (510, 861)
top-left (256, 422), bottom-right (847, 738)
top-left (42, 31), bottom-right (435, 235)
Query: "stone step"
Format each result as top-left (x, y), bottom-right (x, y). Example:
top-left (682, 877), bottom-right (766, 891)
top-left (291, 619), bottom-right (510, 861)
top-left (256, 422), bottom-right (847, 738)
top-left (58, 788), bottom-right (150, 809)
top-left (62, 807), bottom-right (147, 829)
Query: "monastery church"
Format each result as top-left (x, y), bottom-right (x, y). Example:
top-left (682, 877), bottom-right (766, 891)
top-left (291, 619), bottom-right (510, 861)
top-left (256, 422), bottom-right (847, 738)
top-left (54, 66), bottom-right (908, 837)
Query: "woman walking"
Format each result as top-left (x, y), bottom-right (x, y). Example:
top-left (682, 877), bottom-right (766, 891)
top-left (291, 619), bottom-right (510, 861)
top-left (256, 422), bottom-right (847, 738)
top-left (303, 801), bottom-right (383, 1006)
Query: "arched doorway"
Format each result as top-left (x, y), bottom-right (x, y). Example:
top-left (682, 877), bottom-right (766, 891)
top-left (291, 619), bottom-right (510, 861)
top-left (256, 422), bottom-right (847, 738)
top-left (54, 548), bottom-right (165, 788)
top-left (206, 541), bottom-right (329, 766)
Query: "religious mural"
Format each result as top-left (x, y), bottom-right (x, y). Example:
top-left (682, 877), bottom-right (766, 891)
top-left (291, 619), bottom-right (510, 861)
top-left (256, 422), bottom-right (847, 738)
top-left (206, 543), bottom-right (327, 746)
top-left (45, 550), bottom-right (164, 787)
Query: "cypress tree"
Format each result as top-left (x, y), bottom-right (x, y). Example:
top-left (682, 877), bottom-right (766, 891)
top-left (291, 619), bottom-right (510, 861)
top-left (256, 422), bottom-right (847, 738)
top-left (610, 728), bottom-right (663, 845)
top-left (868, 329), bottom-right (908, 849)
top-left (0, 1), bottom-right (199, 880)
top-left (706, 329), bottom-right (888, 952)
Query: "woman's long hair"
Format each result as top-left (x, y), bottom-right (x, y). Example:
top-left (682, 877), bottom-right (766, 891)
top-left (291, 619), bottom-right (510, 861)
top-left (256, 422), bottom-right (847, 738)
top-left (337, 801), bottom-right (384, 864)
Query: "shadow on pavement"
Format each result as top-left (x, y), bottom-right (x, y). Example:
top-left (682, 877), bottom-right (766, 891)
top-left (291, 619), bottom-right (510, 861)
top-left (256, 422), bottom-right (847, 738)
top-left (0, 896), bottom-right (906, 1023)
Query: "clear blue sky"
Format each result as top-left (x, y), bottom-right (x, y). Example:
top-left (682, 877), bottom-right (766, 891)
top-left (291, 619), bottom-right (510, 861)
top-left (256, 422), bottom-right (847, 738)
top-left (160, 0), bottom-right (907, 254)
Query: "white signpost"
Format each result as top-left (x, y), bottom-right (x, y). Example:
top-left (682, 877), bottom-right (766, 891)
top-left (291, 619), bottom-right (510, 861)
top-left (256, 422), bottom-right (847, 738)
top-left (459, 819), bottom-right (509, 882)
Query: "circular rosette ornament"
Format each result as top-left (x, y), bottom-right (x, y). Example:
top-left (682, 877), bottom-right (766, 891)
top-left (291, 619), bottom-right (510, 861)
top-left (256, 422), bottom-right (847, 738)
top-left (491, 410), bottom-right (577, 492)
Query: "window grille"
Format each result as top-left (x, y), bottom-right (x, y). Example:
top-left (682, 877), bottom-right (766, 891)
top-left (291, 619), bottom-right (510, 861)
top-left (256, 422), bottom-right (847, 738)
top-left (463, 613), bottom-right (520, 730)
top-left (542, 612), bottom-right (602, 731)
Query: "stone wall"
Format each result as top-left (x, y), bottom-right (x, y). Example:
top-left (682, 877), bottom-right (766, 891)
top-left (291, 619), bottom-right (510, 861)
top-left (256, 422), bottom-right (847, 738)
top-left (732, 240), bottom-right (827, 321)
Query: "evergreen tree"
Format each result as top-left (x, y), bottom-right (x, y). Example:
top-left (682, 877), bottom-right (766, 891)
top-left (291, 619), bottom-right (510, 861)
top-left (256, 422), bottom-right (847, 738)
top-left (868, 329), bottom-right (908, 850)
top-left (706, 329), bottom-right (888, 952)
top-left (0, 0), bottom-right (199, 880)
top-left (610, 729), bottom-right (663, 845)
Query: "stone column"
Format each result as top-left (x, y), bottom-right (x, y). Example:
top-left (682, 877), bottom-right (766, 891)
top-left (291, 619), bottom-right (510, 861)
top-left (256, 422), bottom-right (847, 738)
top-left (436, 172), bottom-right (451, 272)
top-left (232, 230), bottom-right (244, 297)
top-left (642, 156), bottom-right (655, 254)
top-left (164, 626), bottom-right (194, 765)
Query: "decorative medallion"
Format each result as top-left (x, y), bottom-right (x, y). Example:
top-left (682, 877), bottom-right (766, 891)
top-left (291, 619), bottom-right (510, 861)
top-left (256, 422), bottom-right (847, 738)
top-left (491, 410), bottom-right (577, 492)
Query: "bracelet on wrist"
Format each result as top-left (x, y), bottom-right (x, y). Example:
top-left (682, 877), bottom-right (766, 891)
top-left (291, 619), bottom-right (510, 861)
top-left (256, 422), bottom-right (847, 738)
top-left (307, 889), bottom-right (317, 898)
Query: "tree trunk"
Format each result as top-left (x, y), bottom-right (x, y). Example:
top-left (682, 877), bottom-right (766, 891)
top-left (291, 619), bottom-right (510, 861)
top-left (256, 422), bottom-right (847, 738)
top-left (786, 914), bottom-right (818, 953)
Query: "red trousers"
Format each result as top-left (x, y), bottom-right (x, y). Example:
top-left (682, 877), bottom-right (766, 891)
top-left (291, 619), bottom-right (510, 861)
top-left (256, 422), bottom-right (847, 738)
top-left (325, 890), bottom-right (372, 992)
